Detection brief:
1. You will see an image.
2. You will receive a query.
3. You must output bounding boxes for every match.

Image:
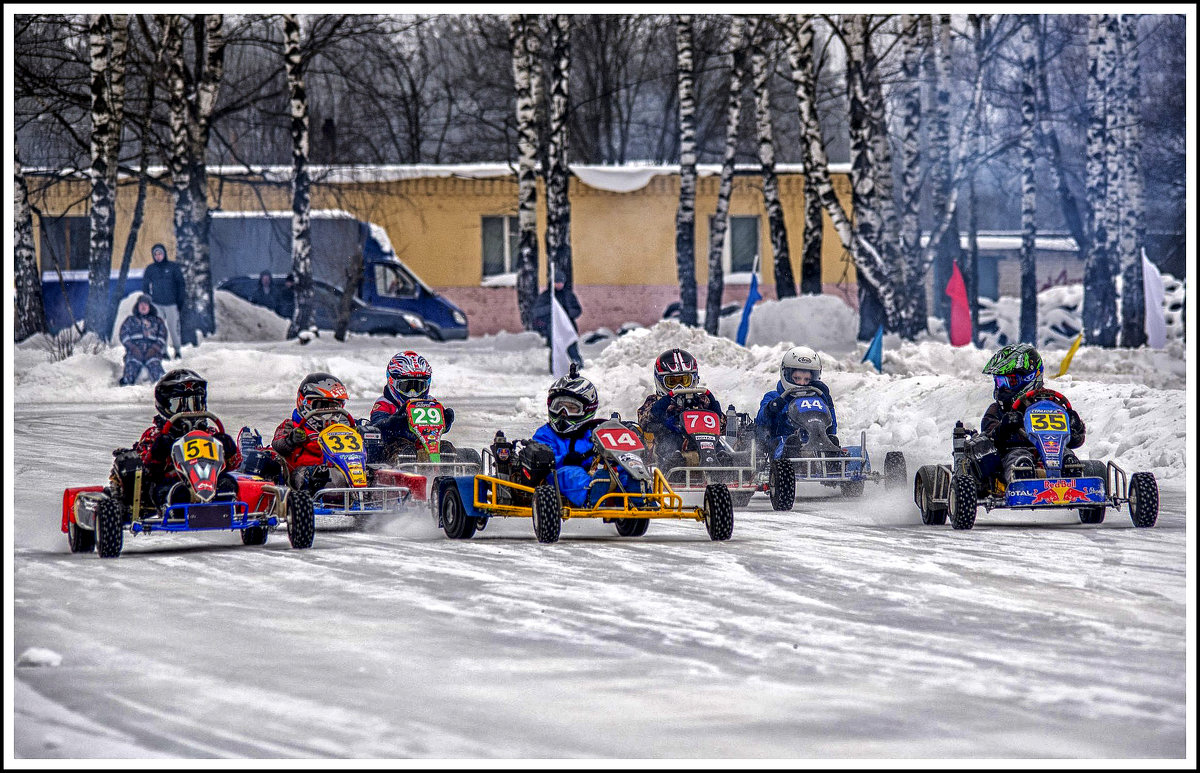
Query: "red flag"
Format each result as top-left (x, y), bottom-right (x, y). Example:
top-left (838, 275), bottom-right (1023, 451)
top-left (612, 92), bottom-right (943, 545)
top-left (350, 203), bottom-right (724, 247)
top-left (945, 260), bottom-right (972, 346)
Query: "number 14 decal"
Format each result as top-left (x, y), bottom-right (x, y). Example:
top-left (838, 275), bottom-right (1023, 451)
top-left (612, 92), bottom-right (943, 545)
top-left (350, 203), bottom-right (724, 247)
top-left (595, 428), bottom-right (642, 450)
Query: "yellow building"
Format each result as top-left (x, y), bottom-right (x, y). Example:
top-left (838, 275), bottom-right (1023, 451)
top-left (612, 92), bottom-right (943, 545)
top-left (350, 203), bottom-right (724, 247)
top-left (28, 164), bottom-right (856, 335)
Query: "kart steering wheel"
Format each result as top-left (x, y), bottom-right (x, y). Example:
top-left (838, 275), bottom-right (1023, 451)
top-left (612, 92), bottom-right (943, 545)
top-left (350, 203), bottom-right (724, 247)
top-left (299, 405), bottom-right (356, 431)
top-left (1012, 388), bottom-right (1072, 413)
top-left (165, 410), bottom-right (224, 435)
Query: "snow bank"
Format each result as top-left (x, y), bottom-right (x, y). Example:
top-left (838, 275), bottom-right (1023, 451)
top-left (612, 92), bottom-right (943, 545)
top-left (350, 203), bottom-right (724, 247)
top-left (13, 295), bottom-right (1189, 481)
top-left (17, 648), bottom-right (63, 668)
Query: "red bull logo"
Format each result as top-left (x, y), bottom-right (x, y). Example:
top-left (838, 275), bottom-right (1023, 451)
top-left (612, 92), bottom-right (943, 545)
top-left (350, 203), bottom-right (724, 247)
top-left (1041, 438), bottom-right (1060, 455)
top-left (1029, 479), bottom-right (1091, 505)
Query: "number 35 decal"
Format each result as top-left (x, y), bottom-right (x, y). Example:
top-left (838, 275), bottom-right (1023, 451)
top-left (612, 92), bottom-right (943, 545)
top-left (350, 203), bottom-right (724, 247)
top-left (1029, 412), bottom-right (1068, 431)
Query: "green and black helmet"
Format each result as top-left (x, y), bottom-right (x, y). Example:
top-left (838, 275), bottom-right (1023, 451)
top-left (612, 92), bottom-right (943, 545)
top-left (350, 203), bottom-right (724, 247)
top-left (982, 343), bottom-right (1044, 404)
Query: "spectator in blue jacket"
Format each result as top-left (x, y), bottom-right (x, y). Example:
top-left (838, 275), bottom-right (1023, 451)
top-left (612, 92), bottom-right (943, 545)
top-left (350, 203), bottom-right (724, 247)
top-left (755, 346), bottom-right (839, 453)
top-left (118, 294), bottom-right (169, 386)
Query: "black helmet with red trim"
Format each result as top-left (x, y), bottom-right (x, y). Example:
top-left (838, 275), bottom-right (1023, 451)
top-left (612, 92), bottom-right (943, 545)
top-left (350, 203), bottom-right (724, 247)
top-left (653, 348), bottom-right (699, 395)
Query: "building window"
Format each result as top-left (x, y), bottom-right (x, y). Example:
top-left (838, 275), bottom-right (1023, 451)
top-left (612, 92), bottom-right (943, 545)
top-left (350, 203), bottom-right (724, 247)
top-left (39, 215), bottom-right (90, 272)
top-left (709, 215), bottom-right (760, 280)
top-left (481, 215), bottom-right (519, 282)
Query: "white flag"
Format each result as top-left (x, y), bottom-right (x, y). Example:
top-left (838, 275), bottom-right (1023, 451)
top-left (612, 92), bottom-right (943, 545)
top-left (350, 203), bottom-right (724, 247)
top-left (1142, 249), bottom-right (1167, 349)
top-left (550, 292), bottom-right (579, 377)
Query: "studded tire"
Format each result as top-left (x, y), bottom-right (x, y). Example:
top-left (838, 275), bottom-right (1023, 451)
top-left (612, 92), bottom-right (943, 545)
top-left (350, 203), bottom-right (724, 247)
top-left (768, 458), bottom-right (795, 511)
top-left (532, 484), bottom-right (562, 544)
top-left (95, 498), bottom-right (125, 558)
top-left (703, 483), bottom-right (734, 541)
top-left (914, 468), bottom-right (948, 526)
top-left (949, 473), bottom-right (978, 531)
top-left (286, 490), bottom-right (315, 549)
top-left (1128, 472), bottom-right (1159, 528)
top-left (440, 485), bottom-right (477, 540)
top-left (68, 520), bottom-right (96, 553)
top-left (614, 517), bottom-right (650, 537)
top-left (884, 451), bottom-right (907, 491)
top-left (241, 525), bottom-right (269, 545)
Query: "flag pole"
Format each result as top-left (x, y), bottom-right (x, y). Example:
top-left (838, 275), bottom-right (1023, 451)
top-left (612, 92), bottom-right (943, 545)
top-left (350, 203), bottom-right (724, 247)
top-left (548, 258), bottom-right (556, 375)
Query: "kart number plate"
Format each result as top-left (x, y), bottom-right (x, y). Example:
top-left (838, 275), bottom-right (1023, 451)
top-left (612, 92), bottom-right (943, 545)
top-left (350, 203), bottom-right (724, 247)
top-left (319, 427), bottom-right (363, 453)
top-left (595, 428), bottom-right (644, 452)
top-left (182, 436), bottom-right (218, 461)
top-left (1028, 410), bottom-right (1068, 432)
top-left (683, 411), bottom-right (720, 433)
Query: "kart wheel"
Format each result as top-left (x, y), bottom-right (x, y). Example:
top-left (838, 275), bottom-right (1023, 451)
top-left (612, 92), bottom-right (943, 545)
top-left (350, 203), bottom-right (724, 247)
top-left (286, 490), bottom-right (315, 549)
top-left (455, 447), bottom-right (483, 470)
top-left (768, 458), bottom-right (795, 511)
top-left (440, 485), bottom-right (477, 540)
top-left (884, 451), bottom-right (907, 491)
top-left (532, 484), bottom-right (562, 544)
top-left (730, 490), bottom-right (755, 508)
top-left (703, 483), bottom-right (734, 541)
top-left (67, 521), bottom-right (96, 553)
top-left (1077, 506), bottom-right (1106, 524)
top-left (241, 525), bottom-right (269, 545)
top-left (914, 469), bottom-right (947, 526)
top-left (614, 517), bottom-right (650, 537)
top-left (949, 473), bottom-right (978, 531)
top-left (96, 498), bottom-right (125, 558)
top-left (840, 479), bottom-right (866, 498)
top-left (1128, 472), bottom-right (1158, 528)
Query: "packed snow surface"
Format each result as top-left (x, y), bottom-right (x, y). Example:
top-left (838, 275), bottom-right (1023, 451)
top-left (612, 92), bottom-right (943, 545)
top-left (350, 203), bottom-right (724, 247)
top-left (8, 291), bottom-right (1191, 760)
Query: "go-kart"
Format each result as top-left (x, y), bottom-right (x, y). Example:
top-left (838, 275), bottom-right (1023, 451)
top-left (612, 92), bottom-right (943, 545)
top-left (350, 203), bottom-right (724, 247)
top-left (62, 411), bottom-right (316, 558)
top-left (236, 405), bottom-right (409, 528)
top-left (644, 387), bottom-right (759, 508)
top-left (360, 398), bottom-right (482, 515)
top-left (430, 416), bottom-right (735, 544)
top-left (913, 388), bottom-right (1159, 530)
top-left (758, 386), bottom-right (906, 510)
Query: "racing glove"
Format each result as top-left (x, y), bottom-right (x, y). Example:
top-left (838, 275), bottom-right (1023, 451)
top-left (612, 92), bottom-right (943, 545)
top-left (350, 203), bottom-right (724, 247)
top-left (289, 425), bottom-right (307, 446)
top-left (444, 406), bottom-right (455, 430)
top-left (768, 397), bottom-right (786, 414)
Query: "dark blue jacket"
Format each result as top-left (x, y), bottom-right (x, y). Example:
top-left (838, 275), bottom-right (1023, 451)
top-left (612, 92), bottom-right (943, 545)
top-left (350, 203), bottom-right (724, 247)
top-left (368, 394), bottom-right (455, 446)
top-left (755, 380), bottom-right (838, 441)
top-left (143, 258), bottom-right (186, 307)
top-left (646, 390), bottom-right (723, 436)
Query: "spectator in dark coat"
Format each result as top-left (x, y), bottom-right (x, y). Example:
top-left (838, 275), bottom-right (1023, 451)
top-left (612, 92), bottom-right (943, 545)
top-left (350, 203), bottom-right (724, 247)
top-left (142, 243), bottom-right (186, 357)
top-left (276, 273), bottom-right (296, 320)
top-left (250, 270), bottom-right (279, 312)
top-left (119, 294), bottom-right (169, 386)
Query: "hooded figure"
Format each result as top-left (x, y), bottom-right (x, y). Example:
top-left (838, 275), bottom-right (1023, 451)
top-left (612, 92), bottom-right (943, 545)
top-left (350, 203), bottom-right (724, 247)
top-left (118, 293), bottom-right (170, 386)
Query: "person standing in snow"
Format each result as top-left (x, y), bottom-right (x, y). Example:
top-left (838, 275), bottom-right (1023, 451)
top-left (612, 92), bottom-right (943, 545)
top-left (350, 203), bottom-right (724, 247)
top-left (142, 242), bottom-right (186, 357)
top-left (118, 294), bottom-right (169, 386)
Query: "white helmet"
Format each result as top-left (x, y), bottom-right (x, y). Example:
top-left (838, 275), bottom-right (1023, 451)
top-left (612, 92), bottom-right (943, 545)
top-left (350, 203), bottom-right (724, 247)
top-left (780, 346), bottom-right (822, 394)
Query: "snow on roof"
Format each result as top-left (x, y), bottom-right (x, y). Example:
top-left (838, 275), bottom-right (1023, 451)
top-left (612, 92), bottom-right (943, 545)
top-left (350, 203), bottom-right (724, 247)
top-left (919, 232), bottom-right (1080, 252)
top-left (209, 209), bottom-right (357, 219)
top-left (28, 162), bottom-right (850, 194)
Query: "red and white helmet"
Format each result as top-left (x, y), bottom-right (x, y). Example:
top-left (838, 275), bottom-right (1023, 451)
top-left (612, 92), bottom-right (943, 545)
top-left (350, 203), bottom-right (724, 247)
top-left (386, 351), bottom-right (432, 402)
top-left (653, 348), bottom-right (700, 395)
top-left (296, 372), bottom-right (348, 415)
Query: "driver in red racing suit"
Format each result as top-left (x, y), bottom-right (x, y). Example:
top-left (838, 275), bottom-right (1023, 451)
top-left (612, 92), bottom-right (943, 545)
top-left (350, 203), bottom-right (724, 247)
top-left (134, 369), bottom-right (241, 507)
top-left (272, 372), bottom-right (356, 493)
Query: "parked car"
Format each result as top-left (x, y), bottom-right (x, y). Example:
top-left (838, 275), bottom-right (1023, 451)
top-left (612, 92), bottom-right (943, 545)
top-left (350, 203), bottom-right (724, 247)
top-left (217, 275), bottom-right (431, 338)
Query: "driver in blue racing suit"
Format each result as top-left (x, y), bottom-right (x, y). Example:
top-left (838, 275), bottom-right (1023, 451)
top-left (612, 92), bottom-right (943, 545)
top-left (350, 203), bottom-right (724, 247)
top-left (755, 346), bottom-right (839, 454)
top-left (528, 369), bottom-right (638, 508)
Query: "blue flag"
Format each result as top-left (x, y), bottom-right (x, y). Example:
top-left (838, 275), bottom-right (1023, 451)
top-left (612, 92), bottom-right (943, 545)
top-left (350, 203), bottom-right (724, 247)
top-left (862, 324), bottom-right (884, 372)
top-left (736, 272), bottom-right (762, 346)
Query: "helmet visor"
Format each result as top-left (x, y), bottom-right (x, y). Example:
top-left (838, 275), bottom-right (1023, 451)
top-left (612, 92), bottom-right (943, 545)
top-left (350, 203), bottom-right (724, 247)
top-left (783, 367), bottom-right (817, 385)
top-left (390, 375), bottom-right (429, 398)
top-left (167, 391), bottom-right (205, 415)
top-left (549, 394), bottom-right (588, 419)
top-left (307, 397), bottom-right (344, 413)
top-left (662, 373), bottom-right (695, 390)
top-left (993, 374), bottom-right (1022, 390)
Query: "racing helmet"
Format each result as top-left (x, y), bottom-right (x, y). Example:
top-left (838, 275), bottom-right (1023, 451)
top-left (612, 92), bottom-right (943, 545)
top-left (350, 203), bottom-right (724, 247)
top-left (653, 348), bottom-right (700, 395)
top-left (983, 343), bottom-right (1044, 404)
top-left (780, 346), bottom-right (822, 394)
top-left (155, 369), bottom-right (207, 420)
top-left (547, 373), bottom-right (599, 434)
top-left (296, 372), bottom-right (349, 419)
top-left (386, 351), bottom-right (432, 402)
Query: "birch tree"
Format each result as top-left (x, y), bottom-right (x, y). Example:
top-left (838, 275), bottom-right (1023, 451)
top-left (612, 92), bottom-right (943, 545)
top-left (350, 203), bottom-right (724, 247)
top-left (1082, 14), bottom-right (1119, 346)
top-left (15, 142), bottom-right (46, 342)
top-left (84, 13), bottom-right (129, 338)
top-left (928, 14), bottom-right (961, 327)
top-left (750, 17), bottom-right (795, 299)
top-left (510, 14), bottom-right (540, 330)
top-left (674, 14), bottom-right (699, 327)
top-left (782, 15), bottom-right (823, 295)
top-left (704, 16), bottom-right (747, 334)
top-left (1035, 17), bottom-right (1089, 261)
top-left (1117, 14), bottom-right (1145, 347)
top-left (284, 14), bottom-right (316, 339)
top-left (544, 14), bottom-right (574, 290)
top-left (1018, 16), bottom-right (1038, 344)
top-left (164, 13), bottom-right (225, 345)
top-left (897, 15), bottom-right (925, 325)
